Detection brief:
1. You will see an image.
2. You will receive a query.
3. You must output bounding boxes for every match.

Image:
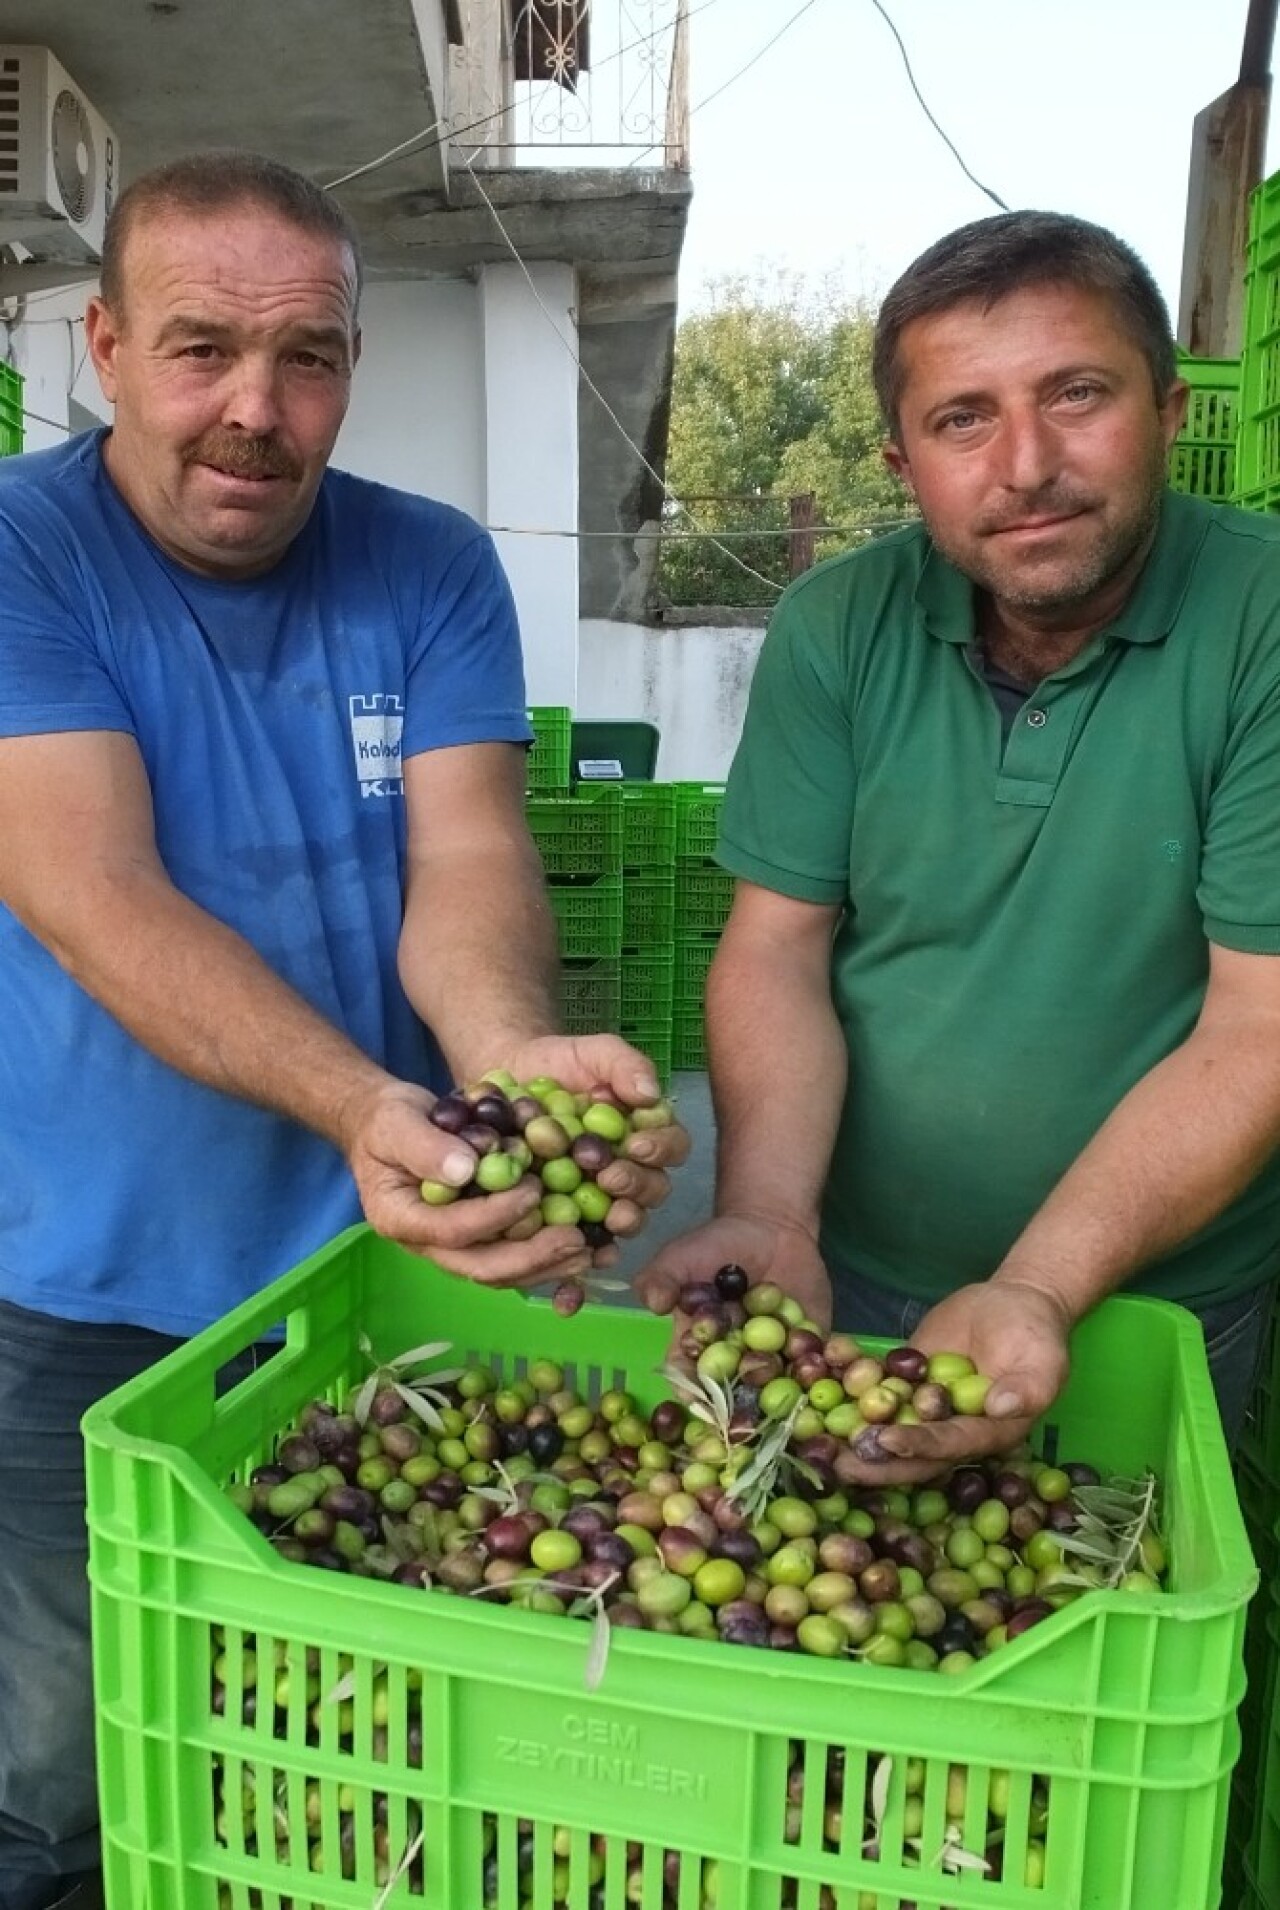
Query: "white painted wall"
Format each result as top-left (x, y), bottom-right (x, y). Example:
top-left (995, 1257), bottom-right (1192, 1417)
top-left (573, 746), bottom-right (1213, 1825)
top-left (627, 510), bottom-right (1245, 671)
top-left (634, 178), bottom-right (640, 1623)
top-left (8, 280), bottom-right (110, 451)
top-left (336, 278), bottom-right (486, 520)
top-left (577, 617), bottom-right (766, 782)
top-left (482, 261), bottom-right (579, 706)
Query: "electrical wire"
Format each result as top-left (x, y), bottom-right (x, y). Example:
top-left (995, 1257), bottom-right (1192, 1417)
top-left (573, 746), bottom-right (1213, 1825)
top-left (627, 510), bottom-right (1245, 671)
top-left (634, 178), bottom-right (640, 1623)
top-left (690, 0), bottom-right (823, 117)
top-left (868, 0), bottom-right (1009, 212)
top-left (461, 150), bottom-right (784, 596)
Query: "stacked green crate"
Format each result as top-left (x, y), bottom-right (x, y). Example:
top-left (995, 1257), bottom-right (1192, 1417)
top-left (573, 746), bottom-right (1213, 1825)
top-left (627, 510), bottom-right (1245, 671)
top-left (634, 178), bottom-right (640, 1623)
top-left (1226, 1296), bottom-right (1280, 1897)
top-left (1168, 352), bottom-right (1239, 502)
top-left (0, 364), bottom-right (23, 457)
top-left (525, 705), bottom-right (572, 792)
top-left (619, 784), bottom-right (677, 1084)
top-left (1235, 174), bottom-right (1280, 512)
top-left (673, 783), bottom-right (728, 1070)
top-left (526, 786), bottom-right (623, 1032)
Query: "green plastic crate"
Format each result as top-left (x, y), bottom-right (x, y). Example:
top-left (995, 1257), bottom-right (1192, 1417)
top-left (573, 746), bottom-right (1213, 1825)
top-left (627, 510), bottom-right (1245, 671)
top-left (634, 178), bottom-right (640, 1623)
top-left (1225, 1455), bottom-right (1277, 1878)
top-left (547, 873), bottom-right (623, 960)
top-left (527, 788), bottom-right (623, 877)
top-left (0, 362), bottom-right (22, 457)
top-left (1237, 174), bottom-right (1280, 503)
top-left (526, 706), bottom-right (573, 791)
top-left (673, 782), bottom-right (726, 863)
top-left (1168, 353), bottom-right (1239, 502)
top-left (675, 867), bottom-right (735, 936)
top-left (559, 955), bottom-right (621, 1032)
top-left (620, 783), bottom-right (678, 870)
top-left (621, 947), bottom-right (674, 1022)
top-left (83, 1239), bottom-right (1255, 1910)
top-left (623, 868), bottom-right (676, 949)
top-left (675, 933), bottom-right (721, 1008)
top-left (672, 1007), bottom-right (706, 1071)
top-left (1240, 1859), bottom-right (1267, 1909)
top-left (618, 1015), bottom-right (673, 1089)
top-left (1249, 1593), bottom-right (1280, 1904)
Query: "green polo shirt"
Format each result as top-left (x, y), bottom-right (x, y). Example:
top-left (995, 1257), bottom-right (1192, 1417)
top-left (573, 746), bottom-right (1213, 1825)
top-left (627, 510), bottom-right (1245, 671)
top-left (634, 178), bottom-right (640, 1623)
top-left (718, 491), bottom-right (1280, 1310)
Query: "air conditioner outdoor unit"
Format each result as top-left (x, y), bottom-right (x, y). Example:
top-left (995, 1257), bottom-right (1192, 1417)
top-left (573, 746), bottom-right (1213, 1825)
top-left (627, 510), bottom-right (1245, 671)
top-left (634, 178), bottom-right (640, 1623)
top-left (0, 45), bottom-right (118, 263)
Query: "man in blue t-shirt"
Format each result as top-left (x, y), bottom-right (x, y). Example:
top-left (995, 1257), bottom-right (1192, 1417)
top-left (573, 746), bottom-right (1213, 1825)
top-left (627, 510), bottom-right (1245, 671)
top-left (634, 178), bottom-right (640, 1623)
top-left (0, 152), bottom-right (686, 1910)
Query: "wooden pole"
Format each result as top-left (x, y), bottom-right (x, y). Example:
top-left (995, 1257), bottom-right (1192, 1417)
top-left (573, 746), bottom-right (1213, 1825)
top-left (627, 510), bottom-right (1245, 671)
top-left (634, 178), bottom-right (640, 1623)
top-left (1177, 0), bottom-right (1277, 355)
top-left (788, 492), bottom-right (817, 578)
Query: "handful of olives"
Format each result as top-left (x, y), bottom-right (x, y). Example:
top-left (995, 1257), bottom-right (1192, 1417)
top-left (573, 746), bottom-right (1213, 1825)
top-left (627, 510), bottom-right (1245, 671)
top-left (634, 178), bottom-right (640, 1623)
top-left (419, 1069), bottom-right (677, 1307)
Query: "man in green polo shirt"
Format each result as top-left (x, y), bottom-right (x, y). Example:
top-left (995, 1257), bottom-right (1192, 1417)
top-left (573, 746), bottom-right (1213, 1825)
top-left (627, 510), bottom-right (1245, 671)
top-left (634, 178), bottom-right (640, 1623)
top-left (640, 210), bottom-right (1280, 1472)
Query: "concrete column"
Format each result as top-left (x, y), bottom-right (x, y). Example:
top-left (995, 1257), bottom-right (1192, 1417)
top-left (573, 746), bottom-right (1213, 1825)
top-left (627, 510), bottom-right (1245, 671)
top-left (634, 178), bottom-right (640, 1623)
top-left (481, 259), bottom-right (579, 705)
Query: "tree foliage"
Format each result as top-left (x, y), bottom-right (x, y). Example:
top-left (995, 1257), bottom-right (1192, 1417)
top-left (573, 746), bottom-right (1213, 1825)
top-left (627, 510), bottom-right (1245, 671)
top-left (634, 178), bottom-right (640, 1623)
top-left (660, 272), bottom-right (914, 608)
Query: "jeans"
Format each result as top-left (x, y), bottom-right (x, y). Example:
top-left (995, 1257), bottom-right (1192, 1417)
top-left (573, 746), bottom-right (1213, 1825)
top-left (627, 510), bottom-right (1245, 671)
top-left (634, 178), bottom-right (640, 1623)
top-left (827, 1263), bottom-right (1276, 1454)
top-left (0, 1301), bottom-right (266, 1910)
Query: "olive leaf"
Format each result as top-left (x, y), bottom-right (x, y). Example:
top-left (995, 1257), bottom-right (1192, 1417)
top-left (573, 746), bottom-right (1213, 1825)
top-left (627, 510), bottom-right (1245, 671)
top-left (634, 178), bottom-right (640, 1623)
top-left (661, 1364), bottom-right (735, 1447)
top-left (1053, 1471), bottom-right (1160, 1588)
top-left (324, 1661), bottom-right (366, 1706)
top-left (725, 1401), bottom-right (804, 1521)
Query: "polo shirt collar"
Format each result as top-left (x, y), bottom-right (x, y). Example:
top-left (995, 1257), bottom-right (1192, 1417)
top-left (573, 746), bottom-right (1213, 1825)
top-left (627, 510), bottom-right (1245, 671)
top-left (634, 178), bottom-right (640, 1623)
top-left (914, 488), bottom-right (1210, 649)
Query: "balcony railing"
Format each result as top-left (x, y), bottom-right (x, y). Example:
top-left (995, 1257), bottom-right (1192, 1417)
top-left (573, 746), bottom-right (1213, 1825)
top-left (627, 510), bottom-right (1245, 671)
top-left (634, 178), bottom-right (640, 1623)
top-left (447, 0), bottom-right (689, 170)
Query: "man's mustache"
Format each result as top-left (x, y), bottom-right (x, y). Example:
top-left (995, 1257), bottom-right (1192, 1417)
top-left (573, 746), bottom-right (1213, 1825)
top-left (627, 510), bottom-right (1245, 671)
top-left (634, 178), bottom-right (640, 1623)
top-left (186, 433), bottom-right (303, 481)
top-left (976, 487), bottom-right (1097, 534)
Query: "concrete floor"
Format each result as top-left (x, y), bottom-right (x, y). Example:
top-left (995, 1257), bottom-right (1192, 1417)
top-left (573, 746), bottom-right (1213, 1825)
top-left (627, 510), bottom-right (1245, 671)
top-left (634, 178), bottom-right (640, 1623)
top-left (611, 1068), bottom-right (715, 1284)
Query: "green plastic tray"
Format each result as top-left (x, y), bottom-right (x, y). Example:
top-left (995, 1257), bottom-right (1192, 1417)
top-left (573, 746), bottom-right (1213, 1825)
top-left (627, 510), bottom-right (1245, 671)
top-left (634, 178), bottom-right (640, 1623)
top-left (673, 783), bottom-right (726, 863)
top-left (559, 956), bottom-right (621, 1033)
top-left (527, 789), bottom-right (624, 878)
top-left (621, 948), bottom-right (675, 1022)
top-left (622, 870), bottom-right (676, 950)
top-left (1236, 175), bottom-right (1280, 502)
top-left (620, 784), bottom-right (678, 871)
top-left (84, 1235), bottom-right (1255, 1909)
top-left (618, 1014), bottom-right (673, 1090)
top-left (672, 1008), bottom-right (706, 1072)
top-left (1168, 353), bottom-right (1239, 503)
top-left (675, 868), bottom-right (735, 937)
top-left (526, 707), bottom-right (573, 792)
top-left (0, 361), bottom-right (23, 458)
top-left (547, 873), bottom-right (624, 961)
top-left (674, 933), bottom-right (721, 1009)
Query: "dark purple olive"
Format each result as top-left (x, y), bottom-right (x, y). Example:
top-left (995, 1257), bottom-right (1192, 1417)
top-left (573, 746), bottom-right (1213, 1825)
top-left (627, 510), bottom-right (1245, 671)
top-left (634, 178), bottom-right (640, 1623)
top-left (421, 1474), bottom-right (463, 1509)
top-left (606, 1602), bottom-right (648, 1630)
top-left (713, 1528), bottom-right (762, 1571)
top-left (738, 1350), bottom-right (783, 1388)
top-left (818, 1532), bottom-right (874, 1576)
top-left (484, 1516), bottom-right (530, 1561)
top-left (1006, 1603), bottom-right (1052, 1640)
top-left (429, 1094), bottom-right (472, 1134)
top-left (717, 1604), bottom-right (769, 1648)
top-left (458, 1123), bottom-right (502, 1157)
top-left (320, 1483), bottom-right (375, 1522)
top-left (471, 1094), bottom-right (517, 1135)
top-left (510, 1095), bottom-right (544, 1129)
top-left (947, 1468), bottom-right (989, 1514)
top-left (552, 1281), bottom-right (586, 1318)
top-left (935, 1615), bottom-right (978, 1656)
top-left (580, 1221), bottom-right (613, 1250)
top-left (883, 1346), bottom-right (930, 1385)
top-left (528, 1423), bottom-right (565, 1466)
top-left (1045, 1500), bottom-right (1078, 1532)
top-left (561, 1505), bottom-right (611, 1542)
top-left (850, 1427), bottom-right (891, 1466)
top-left (679, 1282), bottom-right (722, 1316)
top-left (796, 1433), bottom-right (840, 1468)
top-left (500, 1423), bottom-right (529, 1457)
top-left (994, 1470), bottom-right (1033, 1507)
top-left (786, 1328), bottom-right (826, 1364)
top-left (649, 1399), bottom-right (686, 1445)
top-left (369, 1387), bottom-right (406, 1428)
top-left (277, 1434), bottom-right (321, 1475)
top-left (1063, 1461), bottom-right (1101, 1488)
top-left (1009, 1500), bottom-right (1047, 1543)
top-left (393, 1560), bottom-right (434, 1589)
top-left (580, 1558), bottom-right (624, 1593)
top-left (769, 1623), bottom-right (799, 1652)
top-left (571, 1132), bottom-right (615, 1175)
top-left (588, 1533), bottom-right (636, 1572)
top-left (859, 1560), bottom-right (901, 1604)
top-left (251, 1462), bottom-right (289, 1488)
top-left (714, 1263), bottom-right (750, 1301)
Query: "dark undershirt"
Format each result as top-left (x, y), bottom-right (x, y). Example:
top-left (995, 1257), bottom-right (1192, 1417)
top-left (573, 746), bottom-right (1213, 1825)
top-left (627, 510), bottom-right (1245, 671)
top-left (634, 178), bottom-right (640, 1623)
top-left (969, 642), bottom-right (1033, 734)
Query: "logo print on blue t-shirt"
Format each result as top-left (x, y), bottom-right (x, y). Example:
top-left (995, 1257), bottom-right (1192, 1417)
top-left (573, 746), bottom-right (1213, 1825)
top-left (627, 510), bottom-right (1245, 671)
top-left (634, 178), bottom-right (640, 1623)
top-left (349, 693), bottom-right (404, 798)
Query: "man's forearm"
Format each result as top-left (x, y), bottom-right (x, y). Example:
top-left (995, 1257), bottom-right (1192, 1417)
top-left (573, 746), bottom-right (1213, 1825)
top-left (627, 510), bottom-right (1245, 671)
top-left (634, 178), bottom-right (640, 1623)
top-left (994, 1023), bottom-right (1280, 1318)
top-left (708, 917), bottom-right (846, 1233)
top-left (398, 839), bottom-right (562, 1084)
top-left (46, 867), bottom-right (391, 1152)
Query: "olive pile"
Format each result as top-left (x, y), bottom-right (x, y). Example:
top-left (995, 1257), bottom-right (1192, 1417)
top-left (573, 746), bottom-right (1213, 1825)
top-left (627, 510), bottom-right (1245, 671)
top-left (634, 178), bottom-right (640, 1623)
top-left (224, 1269), bottom-right (1164, 1673)
top-left (420, 1069), bottom-right (677, 1313)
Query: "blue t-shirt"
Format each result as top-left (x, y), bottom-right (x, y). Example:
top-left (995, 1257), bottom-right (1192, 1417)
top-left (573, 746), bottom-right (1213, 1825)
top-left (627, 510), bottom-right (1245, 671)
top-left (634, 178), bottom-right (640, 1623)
top-left (0, 430), bottom-right (531, 1334)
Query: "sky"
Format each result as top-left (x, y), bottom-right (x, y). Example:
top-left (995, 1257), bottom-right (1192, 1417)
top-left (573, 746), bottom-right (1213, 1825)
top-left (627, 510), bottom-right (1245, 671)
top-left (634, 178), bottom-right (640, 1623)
top-left (676, 0), bottom-right (1280, 320)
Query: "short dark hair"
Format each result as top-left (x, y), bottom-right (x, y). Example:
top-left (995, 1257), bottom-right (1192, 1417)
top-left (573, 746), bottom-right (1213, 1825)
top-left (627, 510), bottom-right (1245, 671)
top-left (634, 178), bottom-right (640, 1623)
top-left (99, 150), bottom-right (363, 318)
top-left (872, 210), bottom-right (1177, 438)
